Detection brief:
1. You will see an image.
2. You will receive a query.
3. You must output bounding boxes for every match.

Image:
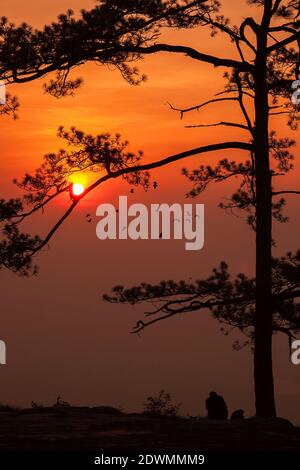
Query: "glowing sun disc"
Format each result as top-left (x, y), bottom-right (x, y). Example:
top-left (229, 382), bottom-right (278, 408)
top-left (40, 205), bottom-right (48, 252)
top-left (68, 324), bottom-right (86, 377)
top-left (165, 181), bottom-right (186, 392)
top-left (72, 183), bottom-right (85, 197)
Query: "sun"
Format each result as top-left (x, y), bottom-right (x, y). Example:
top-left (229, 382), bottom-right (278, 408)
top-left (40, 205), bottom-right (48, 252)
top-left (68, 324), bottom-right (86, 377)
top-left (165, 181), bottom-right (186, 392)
top-left (70, 182), bottom-right (85, 198)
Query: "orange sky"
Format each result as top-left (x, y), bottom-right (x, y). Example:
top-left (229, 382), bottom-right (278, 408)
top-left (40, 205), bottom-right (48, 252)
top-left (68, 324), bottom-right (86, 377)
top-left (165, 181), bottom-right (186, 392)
top-left (0, 1), bottom-right (300, 421)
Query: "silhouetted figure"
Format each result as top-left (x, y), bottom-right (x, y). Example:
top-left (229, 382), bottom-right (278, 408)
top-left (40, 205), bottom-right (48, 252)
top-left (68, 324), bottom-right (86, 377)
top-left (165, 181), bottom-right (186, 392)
top-left (205, 391), bottom-right (228, 419)
top-left (231, 409), bottom-right (244, 420)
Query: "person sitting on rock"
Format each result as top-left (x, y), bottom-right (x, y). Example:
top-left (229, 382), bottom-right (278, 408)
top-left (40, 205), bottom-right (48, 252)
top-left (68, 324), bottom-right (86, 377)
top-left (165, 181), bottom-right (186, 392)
top-left (205, 391), bottom-right (228, 419)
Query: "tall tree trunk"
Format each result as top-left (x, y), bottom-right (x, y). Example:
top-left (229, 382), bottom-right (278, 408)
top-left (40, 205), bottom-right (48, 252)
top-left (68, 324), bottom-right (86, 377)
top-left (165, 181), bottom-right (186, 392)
top-left (253, 1), bottom-right (276, 418)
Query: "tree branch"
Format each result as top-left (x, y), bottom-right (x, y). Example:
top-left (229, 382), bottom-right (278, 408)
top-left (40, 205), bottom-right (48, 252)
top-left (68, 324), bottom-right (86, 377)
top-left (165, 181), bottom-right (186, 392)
top-left (267, 32), bottom-right (300, 53)
top-left (105, 44), bottom-right (254, 72)
top-left (168, 97), bottom-right (238, 119)
top-left (132, 295), bottom-right (249, 334)
top-left (28, 141), bottom-right (253, 255)
top-left (272, 190), bottom-right (300, 196)
top-left (184, 121), bottom-right (250, 130)
top-left (31, 200), bottom-right (79, 254)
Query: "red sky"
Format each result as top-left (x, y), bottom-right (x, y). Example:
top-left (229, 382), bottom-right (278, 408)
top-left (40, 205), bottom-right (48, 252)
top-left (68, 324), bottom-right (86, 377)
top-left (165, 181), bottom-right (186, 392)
top-left (0, 1), bottom-right (299, 421)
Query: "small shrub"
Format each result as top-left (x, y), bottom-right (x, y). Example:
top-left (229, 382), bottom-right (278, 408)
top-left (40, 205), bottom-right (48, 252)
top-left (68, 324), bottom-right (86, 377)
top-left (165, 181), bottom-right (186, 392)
top-left (53, 395), bottom-right (71, 407)
top-left (143, 390), bottom-right (181, 417)
top-left (31, 401), bottom-right (44, 408)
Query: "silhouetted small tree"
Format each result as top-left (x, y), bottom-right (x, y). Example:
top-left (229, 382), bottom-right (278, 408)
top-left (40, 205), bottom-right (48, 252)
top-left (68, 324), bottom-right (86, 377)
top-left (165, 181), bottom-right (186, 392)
top-left (143, 390), bottom-right (181, 416)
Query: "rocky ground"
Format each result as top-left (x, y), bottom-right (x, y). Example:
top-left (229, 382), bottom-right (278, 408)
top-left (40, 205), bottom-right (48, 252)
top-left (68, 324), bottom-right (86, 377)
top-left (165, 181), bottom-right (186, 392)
top-left (0, 407), bottom-right (299, 466)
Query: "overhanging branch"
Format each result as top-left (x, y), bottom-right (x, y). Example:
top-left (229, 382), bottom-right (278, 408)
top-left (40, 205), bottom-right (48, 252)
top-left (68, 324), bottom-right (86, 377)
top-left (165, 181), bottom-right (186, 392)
top-left (29, 141), bottom-right (253, 257)
top-left (104, 44), bottom-right (254, 72)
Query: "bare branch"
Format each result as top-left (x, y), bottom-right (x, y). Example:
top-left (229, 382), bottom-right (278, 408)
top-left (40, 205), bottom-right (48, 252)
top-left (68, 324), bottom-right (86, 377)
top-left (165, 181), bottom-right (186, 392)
top-left (239, 18), bottom-right (259, 53)
top-left (132, 295), bottom-right (248, 334)
top-left (168, 97), bottom-right (238, 119)
top-left (184, 121), bottom-right (250, 130)
top-left (12, 188), bottom-right (67, 224)
top-left (235, 72), bottom-right (255, 135)
top-left (272, 190), bottom-right (300, 196)
top-left (31, 200), bottom-right (79, 254)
